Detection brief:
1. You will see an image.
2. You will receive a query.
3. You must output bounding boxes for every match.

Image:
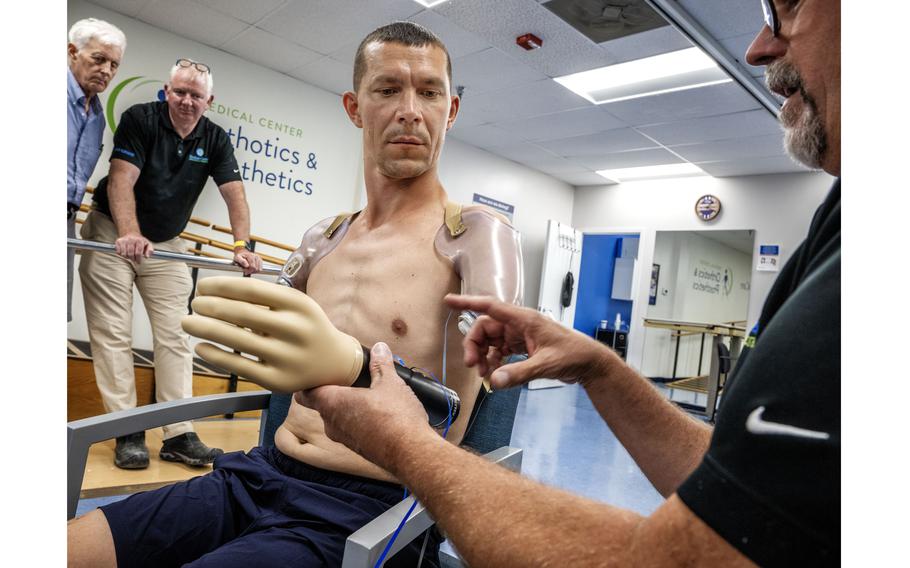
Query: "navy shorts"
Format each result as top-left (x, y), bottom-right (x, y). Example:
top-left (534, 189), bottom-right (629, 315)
top-left (100, 445), bottom-right (442, 567)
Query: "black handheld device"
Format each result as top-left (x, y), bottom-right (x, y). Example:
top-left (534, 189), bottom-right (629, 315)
top-left (351, 346), bottom-right (461, 428)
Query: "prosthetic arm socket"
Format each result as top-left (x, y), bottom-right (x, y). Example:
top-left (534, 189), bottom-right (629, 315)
top-left (181, 277), bottom-right (459, 427)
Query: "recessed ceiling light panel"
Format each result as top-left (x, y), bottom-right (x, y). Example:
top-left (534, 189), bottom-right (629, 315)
top-left (555, 47), bottom-right (732, 104)
top-left (596, 163), bottom-right (708, 183)
top-left (412, 0), bottom-right (450, 7)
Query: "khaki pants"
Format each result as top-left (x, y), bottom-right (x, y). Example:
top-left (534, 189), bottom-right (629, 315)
top-left (78, 210), bottom-right (195, 439)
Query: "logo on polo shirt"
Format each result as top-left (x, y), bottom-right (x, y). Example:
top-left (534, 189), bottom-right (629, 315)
top-left (188, 147), bottom-right (209, 164)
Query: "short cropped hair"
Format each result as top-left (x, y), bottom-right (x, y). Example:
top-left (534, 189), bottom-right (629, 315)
top-left (68, 18), bottom-right (127, 52)
top-left (352, 21), bottom-right (452, 92)
top-left (169, 61), bottom-right (214, 96)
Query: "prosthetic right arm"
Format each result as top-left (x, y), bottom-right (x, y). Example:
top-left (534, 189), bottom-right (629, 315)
top-left (182, 277), bottom-right (459, 427)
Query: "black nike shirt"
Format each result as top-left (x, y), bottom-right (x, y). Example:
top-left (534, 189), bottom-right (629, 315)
top-left (677, 180), bottom-right (841, 566)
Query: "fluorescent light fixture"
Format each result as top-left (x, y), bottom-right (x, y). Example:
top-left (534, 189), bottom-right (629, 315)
top-left (555, 47), bottom-right (732, 104)
top-left (596, 163), bottom-right (707, 183)
top-left (412, 0), bottom-right (450, 7)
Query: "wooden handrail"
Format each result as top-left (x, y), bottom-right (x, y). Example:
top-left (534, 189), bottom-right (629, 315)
top-left (187, 248), bottom-right (231, 260)
top-left (180, 232), bottom-right (211, 246)
top-left (210, 224), bottom-right (296, 252)
top-left (206, 238), bottom-right (286, 265)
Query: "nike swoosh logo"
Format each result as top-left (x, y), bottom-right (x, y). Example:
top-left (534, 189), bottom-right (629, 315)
top-left (745, 406), bottom-right (830, 440)
top-left (233, 169), bottom-right (240, 173)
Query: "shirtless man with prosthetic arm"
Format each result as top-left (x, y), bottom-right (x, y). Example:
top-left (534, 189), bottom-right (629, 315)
top-left (68, 22), bottom-right (523, 568)
top-left (303, 1), bottom-right (841, 566)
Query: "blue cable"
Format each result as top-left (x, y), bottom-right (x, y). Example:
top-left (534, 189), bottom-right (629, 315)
top-left (373, 498), bottom-right (420, 567)
top-left (373, 310), bottom-right (455, 568)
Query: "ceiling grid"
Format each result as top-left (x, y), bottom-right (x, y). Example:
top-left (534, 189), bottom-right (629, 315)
top-left (85, 0), bottom-right (812, 185)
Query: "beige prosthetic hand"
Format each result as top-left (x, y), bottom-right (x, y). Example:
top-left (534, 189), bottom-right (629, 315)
top-left (182, 276), bottom-right (460, 427)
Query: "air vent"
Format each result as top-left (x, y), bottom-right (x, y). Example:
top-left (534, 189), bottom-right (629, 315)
top-left (543, 0), bottom-right (668, 44)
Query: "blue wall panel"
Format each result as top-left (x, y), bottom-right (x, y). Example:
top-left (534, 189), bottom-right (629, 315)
top-left (573, 234), bottom-right (637, 337)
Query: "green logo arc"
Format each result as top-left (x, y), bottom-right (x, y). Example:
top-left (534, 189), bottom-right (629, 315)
top-left (105, 76), bottom-right (161, 134)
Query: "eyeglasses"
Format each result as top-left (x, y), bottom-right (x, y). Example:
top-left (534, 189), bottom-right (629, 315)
top-left (760, 0), bottom-right (780, 37)
top-left (176, 58), bottom-right (211, 74)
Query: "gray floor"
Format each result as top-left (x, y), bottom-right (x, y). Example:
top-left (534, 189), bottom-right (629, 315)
top-left (509, 382), bottom-right (664, 515)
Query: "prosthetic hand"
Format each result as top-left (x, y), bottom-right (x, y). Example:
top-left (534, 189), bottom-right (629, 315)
top-left (182, 277), bottom-right (459, 427)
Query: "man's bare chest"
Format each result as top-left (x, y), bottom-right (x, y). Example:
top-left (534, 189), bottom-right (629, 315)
top-left (305, 228), bottom-right (460, 359)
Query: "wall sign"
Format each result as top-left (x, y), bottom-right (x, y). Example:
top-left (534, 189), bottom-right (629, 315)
top-left (757, 244), bottom-right (781, 272)
top-left (691, 259), bottom-right (733, 296)
top-left (473, 193), bottom-right (515, 222)
top-left (695, 194), bottom-right (721, 221)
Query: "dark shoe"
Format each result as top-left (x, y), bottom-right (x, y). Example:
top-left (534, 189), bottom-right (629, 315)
top-left (159, 432), bottom-right (223, 466)
top-left (114, 432), bottom-right (149, 470)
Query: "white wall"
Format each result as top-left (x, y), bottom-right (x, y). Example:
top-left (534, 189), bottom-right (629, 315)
top-left (572, 171), bottom-right (835, 371)
top-left (67, 1), bottom-right (576, 349)
top-left (642, 231), bottom-right (752, 378)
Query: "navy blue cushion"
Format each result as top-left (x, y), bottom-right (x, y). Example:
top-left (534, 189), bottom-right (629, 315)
top-left (260, 393), bottom-right (293, 448)
top-left (459, 386), bottom-right (520, 454)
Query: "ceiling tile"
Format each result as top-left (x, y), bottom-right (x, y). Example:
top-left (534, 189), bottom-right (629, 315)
top-left (538, 128), bottom-right (658, 157)
top-left (602, 81), bottom-right (760, 126)
top-left (457, 78), bottom-right (590, 126)
top-left (449, 124), bottom-right (519, 149)
top-left (531, 157), bottom-right (592, 175)
top-left (436, 0), bottom-right (615, 77)
top-left (86, 0), bottom-right (148, 18)
top-left (555, 171), bottom-right (616, 187)
top-left (408, 9), bottom-right (491, 59)
top-left (493, 106), bottom-right (627, 142)
top-left (222, 27), bottom-right (323, 73)
top-left (453, 48), bottom-right (549, 95)
top-left (287, 56), bottom-right (353, 96)
top-left (328, 9), bottom-right (495, 67)
top-left (195, 0), bottom-right (286, 24)
top-left (568, 147), bottom-right (684, 171)
top-left (136, 0), bottom-right (249, 48)
top-left (481, 142), bottom-right (564, 166)
top-left (670, 133), bottom-right (786, 162)
top-left (328, 41), bottom-right (359, 66)
top-left (676, 0), bottom-right (762, 40)
top-left (636, 109), bottom-right (780, 146)
top-left (695, 155), bottom-right (813, 177)
top-left (597, 25), bottom-right (692, 64)
top-left (258, 0), bottom-right (423, 55)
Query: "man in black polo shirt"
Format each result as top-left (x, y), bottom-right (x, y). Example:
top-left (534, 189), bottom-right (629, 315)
top-left (79, 58), bottom-right (262, 469)
top-left (302, 0), bottom-right (841, 565)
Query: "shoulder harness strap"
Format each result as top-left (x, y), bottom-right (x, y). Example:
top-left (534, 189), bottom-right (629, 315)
top-left (323, 212), bottom-right (354, 239)
top-left (327, 205), bottom-right (464, 239)
top-left (444, 201), bottom-right (467, 237)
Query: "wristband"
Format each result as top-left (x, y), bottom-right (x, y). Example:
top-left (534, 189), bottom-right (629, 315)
top-left (234, 240), bottom-right (250, 250)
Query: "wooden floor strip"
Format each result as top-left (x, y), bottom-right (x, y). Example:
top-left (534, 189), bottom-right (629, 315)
top-left (80, 419), bottom-right (261, 498)
top-left (666, 375), bottom-right (710, 393)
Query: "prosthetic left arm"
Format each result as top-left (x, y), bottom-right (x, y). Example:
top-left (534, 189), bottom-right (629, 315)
top-left (435, 206), bottom-right (524, 392)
